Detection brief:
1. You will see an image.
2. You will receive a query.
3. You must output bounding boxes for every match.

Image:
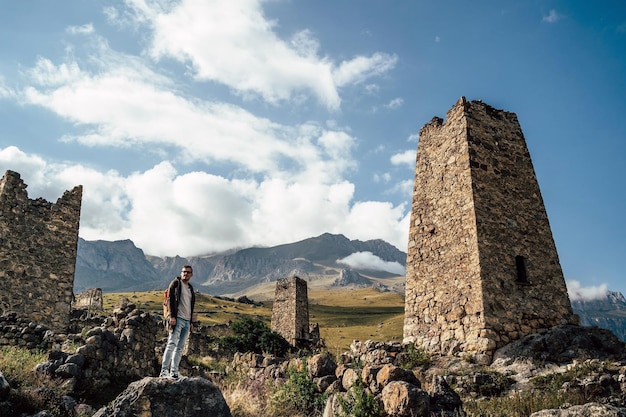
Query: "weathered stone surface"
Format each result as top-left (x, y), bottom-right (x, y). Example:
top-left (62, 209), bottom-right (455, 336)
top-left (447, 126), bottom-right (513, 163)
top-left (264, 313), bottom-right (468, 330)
top-left (341, 368), bottom-right (359, 391)
top-left (375, 364), bottom-right (420, 388)
top-left (308, 353), bottom-right (337, 378)
top-left (429, 375), bottom-right (462, 413)
top-left (0, 170), bottom-right (82, 331)
top-left (92, 377), bottom-right (231, 417)
top-left (271, 276), bottom-right (319, 348)
top-left (404, 98), bottom-right (578, 357)
top-left (529, 402), bottom-right (626, 417)
top-left (74, 288), bottom-right (104, 311)
top-left (0, 371), bottom-right (10, 400)
top-left (381, 381), bottom-right (429, 417)
top-left (493, 325), bottom-right (626, 364)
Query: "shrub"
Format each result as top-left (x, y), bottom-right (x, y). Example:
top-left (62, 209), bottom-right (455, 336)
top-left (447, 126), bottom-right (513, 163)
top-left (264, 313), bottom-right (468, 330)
top-left (336, 378), bottom-right (380, 417)
top-left (399, 343), bottom-right (432, 369)
top-left (217, 316), bottom-right (292, 357)
top-left (269, 366), bottom-right (327, 417)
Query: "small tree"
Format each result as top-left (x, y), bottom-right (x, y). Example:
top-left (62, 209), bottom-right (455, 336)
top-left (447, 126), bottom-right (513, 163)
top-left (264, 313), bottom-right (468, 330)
top-left (217, 316), bottom-right (291, 357)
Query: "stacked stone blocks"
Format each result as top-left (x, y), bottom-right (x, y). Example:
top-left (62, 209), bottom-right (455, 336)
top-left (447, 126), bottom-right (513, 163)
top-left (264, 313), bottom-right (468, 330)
top-left (404, 97), bottom-right (577, 357)
top-left (0, 170), bottom-right (82, 331)
top-left (271, 276), bottom-right (310, 347)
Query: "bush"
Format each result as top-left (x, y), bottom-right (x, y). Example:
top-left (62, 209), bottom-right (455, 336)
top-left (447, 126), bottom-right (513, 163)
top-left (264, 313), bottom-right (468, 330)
top-left (336, 378), bottom-right (380, 417)
top-left (399, 343), bottom-right (432, 369)
top-left (270, 366), bottom-right (327, 417)
top-left (217, 316), bottom-right (292, 357)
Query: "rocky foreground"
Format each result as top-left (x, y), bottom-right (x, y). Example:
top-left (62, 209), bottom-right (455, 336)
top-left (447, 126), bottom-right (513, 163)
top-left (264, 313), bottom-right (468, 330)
top-left (1, 305), bottom-right (626, 416)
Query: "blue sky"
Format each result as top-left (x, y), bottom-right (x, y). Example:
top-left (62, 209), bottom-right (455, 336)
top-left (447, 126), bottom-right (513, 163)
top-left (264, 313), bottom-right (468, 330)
top-left (0, 1), bottom-right (624, 299)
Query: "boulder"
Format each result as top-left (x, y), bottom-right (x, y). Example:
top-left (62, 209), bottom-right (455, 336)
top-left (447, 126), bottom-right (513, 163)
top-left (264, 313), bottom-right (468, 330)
top-left (494, 325), bottom-right (626, 364)
top-left (308, 353), bottom-right (337, 378)
top-left (376, 364), bottom-right (420, 388)
top-left (0, 371), bottom-right (10, 400)
top-left (429, 375), bottom-right (462, 413)
top-left (92, 377), bottom-right (231, 417)
top-left (381, 381), bottom-right (429, 417)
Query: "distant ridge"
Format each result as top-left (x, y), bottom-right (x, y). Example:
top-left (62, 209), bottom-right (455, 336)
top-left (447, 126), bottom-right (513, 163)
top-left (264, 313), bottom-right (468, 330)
top-left (74, 233), bottom-right (407, 295)
top-left (572, 291), bottom-right (626, 342)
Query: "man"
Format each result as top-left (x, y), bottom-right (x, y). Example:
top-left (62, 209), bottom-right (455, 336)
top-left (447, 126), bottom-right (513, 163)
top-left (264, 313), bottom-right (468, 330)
top-left (159, 265), bottom-right (196, 379)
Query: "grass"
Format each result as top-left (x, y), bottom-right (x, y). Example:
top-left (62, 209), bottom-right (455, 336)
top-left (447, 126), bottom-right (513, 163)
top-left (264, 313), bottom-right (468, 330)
top-left (102, 286), bottom-right (405, 352)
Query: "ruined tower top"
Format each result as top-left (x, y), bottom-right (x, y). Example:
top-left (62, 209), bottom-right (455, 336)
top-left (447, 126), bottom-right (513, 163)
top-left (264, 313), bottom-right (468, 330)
top-left (403, 98), bottom-right (577, 358)
top-left (0, 170), bottom-right (83, 331)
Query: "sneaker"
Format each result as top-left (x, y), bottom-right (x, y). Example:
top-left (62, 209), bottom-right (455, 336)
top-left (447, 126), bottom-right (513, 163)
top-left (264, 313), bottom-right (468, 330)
top-left (170, 373), bottom-right (179, 380)
top-left (159, 370), bottom-right (169, 378)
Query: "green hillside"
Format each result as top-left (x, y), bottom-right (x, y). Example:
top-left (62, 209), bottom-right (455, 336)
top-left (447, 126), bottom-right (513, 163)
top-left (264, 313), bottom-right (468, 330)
top-left (103, 287), bottom-right (405, 352)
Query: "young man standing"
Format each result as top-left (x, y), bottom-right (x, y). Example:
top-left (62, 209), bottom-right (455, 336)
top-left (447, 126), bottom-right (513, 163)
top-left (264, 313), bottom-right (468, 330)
top-left (159, 265), bottom-right (196, 379)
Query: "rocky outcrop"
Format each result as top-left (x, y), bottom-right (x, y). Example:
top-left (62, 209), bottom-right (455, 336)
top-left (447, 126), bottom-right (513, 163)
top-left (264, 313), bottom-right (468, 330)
top-left (75, 238), bottom-right (163, 292)
top-left (492, 325), bottom-right (626, 364)
top-left (92, 377), bottom-right (231, 417)
top-left (332, 268), bottom-right (369, 287)
top-left (573, 291), bottom-right (626, 343)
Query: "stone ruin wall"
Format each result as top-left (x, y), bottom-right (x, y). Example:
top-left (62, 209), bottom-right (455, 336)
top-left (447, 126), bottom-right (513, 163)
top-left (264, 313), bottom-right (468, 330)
top-left (74, 288), bottom-right (104, 311)
top-left (271, 276), bottom-right (310, 347)
top-left (404, 97), bottom-right (578, 357)
top-left (0, 170), bottom-right (82, 331)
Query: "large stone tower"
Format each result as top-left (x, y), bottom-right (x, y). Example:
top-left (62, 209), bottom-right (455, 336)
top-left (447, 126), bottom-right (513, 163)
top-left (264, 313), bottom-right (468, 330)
top-left (403, 97), bottom-right (577, 357)
top-left (271, 276), bottom-right (310, 347)
top-left (0, 170), bottom-right (82, 331)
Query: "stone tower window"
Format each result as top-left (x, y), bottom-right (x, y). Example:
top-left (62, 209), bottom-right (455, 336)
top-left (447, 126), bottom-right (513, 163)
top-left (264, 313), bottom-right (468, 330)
top-left (515, 255), bottom-right (529, 284)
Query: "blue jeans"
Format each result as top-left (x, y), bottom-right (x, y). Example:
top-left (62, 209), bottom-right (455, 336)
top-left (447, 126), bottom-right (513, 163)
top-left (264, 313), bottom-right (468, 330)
top-left (160, 317), bottom-right (190, 375)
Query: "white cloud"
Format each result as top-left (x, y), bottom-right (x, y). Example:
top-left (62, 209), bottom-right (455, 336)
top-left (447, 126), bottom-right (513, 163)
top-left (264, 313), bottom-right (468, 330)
top-left (18, 46), bottom-right (361, 180)
top-left (333, 52), bottom-right (398, 88)
top-left (337, 251), bottom-right (405, 275)
top-left (390, 150), bottom-right (416, 167)
top-left (567, 280), bottom-right (608, 301)
top-left (0, 1), bottom-right (408, 258)
top-left (542, 9), bottom-right (562, 24)
top-left (67, 24), bottom-right (95, 35)
top-left (119, 0), bottom-right (396, 110)
top-left (407, 133), bottom-right (419, 142)
top-left (2, 146), bottom-right (409, 256)
top-left (384, 97), bottom-right (404, 109)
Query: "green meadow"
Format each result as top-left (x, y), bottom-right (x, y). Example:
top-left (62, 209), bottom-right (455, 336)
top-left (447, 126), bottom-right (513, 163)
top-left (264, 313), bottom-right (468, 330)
top-left (103, 287), bottom-right (405, 352)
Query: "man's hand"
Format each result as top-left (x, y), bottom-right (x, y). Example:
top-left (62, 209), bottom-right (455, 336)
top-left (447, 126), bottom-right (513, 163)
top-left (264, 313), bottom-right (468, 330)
top-left (169, 317), bottom-right (176, 327)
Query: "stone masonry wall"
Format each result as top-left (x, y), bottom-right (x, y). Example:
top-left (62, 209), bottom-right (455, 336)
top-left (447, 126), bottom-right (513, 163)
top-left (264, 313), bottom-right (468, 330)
top-left (271, 276), bottom-right (309, 347)
top-left (75, 288), bottom-right (104, 311)
top-left (404, 97), bottom-right (577, 358)
top-left (0, 170), bottom-right (82, 331)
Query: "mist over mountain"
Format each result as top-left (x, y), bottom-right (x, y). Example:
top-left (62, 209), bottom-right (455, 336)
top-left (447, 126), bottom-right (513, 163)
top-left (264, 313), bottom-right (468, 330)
top-left (571, 291), bottom-right (626, 342)
top-left (74, 233), bottom-right (406, 295)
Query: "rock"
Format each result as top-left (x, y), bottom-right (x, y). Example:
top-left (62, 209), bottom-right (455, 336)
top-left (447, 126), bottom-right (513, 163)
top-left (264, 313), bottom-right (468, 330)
top-left (529, 402), bottom-right (626, 416)
top-left (341, 368), bottom-right (360, 390)
top-left (92, 376), bottom-right (231, 417)
top-left (376, 364), bottom-right (421, 388)
top-left (0, 371), bottom-right (10, 400)
top-left (493, 325), bottom-right (626, 364)
top-left (381, 381), bottom-right (430, 417)
top-left (308, 353), bottom-right (337, 378)
top-left (429, 375), bottom-right (462, 413)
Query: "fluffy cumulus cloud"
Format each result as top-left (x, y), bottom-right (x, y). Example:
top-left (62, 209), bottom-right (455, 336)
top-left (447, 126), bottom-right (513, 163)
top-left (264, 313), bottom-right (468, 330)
top-left (118, 0), bottom-right (397, 110)
top-left (337, 251), bottom-right (406, 275)
top-left (0, 0), bottom-right (408, 257)
top-left (566, 280), bottom-right (608, 301)
top-left (1, 147), bottom-right (409, 256)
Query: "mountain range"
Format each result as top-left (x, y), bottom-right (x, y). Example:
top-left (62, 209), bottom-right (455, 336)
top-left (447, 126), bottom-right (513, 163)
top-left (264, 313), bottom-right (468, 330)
top-left (73, 233), bottom-right (626, 342)
top-left (74, 233), bottom-right (406, 297)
